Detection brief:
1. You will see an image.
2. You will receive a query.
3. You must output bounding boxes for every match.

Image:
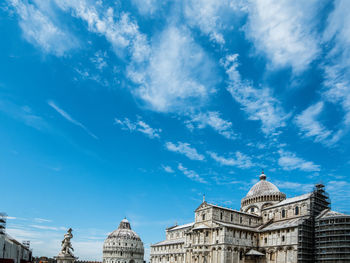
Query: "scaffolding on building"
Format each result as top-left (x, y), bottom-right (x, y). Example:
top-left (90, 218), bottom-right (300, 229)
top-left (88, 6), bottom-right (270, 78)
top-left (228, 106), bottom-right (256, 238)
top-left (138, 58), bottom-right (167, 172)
top-left (315, 210), bottom-right (350, 263)
top-left (297, 184), bottom-right (330, 263)
top-left (0, 212), bottom-right (7, 235)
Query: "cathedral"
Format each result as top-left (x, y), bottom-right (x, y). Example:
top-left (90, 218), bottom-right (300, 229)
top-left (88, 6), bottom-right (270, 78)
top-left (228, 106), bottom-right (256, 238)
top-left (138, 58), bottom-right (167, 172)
top-left (150, 172), bottom-right (350, 263)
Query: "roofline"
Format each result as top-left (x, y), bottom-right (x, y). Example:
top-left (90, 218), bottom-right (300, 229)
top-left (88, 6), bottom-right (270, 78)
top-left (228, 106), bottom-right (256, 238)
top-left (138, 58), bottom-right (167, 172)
top-left (166, 222), bottom-right (194, 231)
top-left (151, 240), bottom-right (185, 247)
top-left (206, 203), bottom-right (261, 218)
top-left (261, 193), bottom-right (312, 210)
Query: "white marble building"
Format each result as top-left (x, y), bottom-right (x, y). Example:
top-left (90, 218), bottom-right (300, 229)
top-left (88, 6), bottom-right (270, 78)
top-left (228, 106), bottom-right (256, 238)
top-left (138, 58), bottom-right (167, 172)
top-left (103, 219), bottom-right (144, 263)
top-left (150, 172), bottom-right (348, 263)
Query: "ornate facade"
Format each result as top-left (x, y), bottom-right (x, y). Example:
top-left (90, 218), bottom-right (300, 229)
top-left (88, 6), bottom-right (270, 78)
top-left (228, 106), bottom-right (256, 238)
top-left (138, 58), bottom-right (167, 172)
top-left (150, 172), bottom-right (350, 263)
top-left (103, 219), bottom-right (144, 263)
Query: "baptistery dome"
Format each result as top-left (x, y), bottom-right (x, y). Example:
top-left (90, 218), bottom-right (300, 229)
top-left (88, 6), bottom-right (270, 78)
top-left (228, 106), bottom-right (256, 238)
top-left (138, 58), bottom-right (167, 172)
top-left (103, 219), bottom-right (144, 263)
top-left (241, 172), bottom-right (286, 215)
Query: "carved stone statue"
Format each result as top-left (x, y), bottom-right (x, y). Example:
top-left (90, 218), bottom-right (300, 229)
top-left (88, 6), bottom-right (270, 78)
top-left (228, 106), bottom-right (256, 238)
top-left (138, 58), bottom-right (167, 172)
top-left (56, 228), bottom-right (77, 263)
top-left (60, 228), bottom-right (74, 256)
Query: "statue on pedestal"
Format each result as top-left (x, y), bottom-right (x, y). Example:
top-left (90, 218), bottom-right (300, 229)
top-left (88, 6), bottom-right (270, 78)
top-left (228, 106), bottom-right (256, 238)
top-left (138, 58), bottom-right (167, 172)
top-left (55, 228), bottom-right (78, 263)
top-left (60, 228), bottom-right (74, 257)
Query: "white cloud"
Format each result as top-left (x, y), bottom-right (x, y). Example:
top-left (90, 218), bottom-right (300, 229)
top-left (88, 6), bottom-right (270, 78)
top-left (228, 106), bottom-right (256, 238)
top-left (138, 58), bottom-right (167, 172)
top-left (162, 165), bottom-right (174, 173)
top-left (321, 0), bottom-right (350, 141)
top-left (278, 149), bottom-right (320, 172)
top-left (165, 142), bottom-right (205, 161)
top-left (207, 151), bottom-right (253, 169)
top-left (114, 117), bottom-right (161, 139)
top-left (273, 180), bottom-right (314, 193)
top-left (90, 50), bottom-right (108, 71)
top-left (184, 0), bottom-right (234, 44)
top-left (7, 0), bottom-right (77, 56)
top-left (294, 101), bottom-right (336, 145)
top-left (185, 111), bottom-right (237, 140)
top-left (327, 180), bottom-right (350, 212)
top-left (54, 0), bottom-right (150, 62)
top-left (128, 25), bottom-right (216, 112)
top-left (131, 0), bottom-right (163, 16)
top-left (0, 100), bottom-right (49, 131)
top-left (243, 0), bottom-right (320, 72)
top-left (48, 100), bottom-right (98, 139)
top-left (34, 218), bottom-right (52, 223)
top-left (29, 224), bottom-right (65, 231)
top-left (222, 54), bottom-right (288, 134)
top-left (177, 163), bottom-right (207, 183)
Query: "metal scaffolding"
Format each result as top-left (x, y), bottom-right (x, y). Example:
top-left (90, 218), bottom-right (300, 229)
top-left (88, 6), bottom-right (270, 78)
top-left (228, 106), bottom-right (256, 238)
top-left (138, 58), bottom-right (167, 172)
top-left (0, 212), bottom-right (7, 235)
top-left (315, 211), bottom-right (350, 263)
top-left (297, 184), bottom-right (330, 263)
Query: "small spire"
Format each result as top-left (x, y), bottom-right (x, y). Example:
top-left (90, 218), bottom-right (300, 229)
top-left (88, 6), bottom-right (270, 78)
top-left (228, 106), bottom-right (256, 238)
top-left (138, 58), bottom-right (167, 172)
top-left (203, 194), bottom-right (206, 202)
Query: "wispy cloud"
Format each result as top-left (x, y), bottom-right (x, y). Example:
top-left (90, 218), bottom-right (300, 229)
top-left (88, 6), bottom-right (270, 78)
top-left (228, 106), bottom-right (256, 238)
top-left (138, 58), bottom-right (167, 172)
top-left (327, 180), bottom-right (350, 212)
top-left (54, 0), bottom-right (149, 63)
top-left (294, 101), bottom-right (338, 146)
top-left (162, 165), bottom-right (174, 173)
top-left (243, 0), bottom-right (320, 73)
top-left (34, 218), bottom-right (52, 223)
top-left (29, 224), bottom-right (66, 231)
top-left (114, 117), bottom-right (161, 139)
top-left (90, 50), bottom-right (108, 71)
top-left (165, 142), bottom-right (205, 161)
top-left (278, 149), bottom-right (320, 172)
top-left (272, 180), bottom-right (314, 193)
top-left (184, 0), bottom-right (235, 44)
top-left (128, 25), bottom-right (216, 112)
top-left (48, 100), bottom-right (98, 139)
top-left (0, 100), bottom-right (49, 131)
top-left (185, 111), bottom-right (237, 140)
top-left (321, 0), bottom-right (350, 142)
top-left (7, 0), bottom-right (78, 56)
top-left (208, 151), bottom-right (253, 169)
top-left (177, 163), bottom-right (207, 184)
top-left (222, 54), bottom-right (289, 134)
top-left (131, 0), bottom-right (162, 16)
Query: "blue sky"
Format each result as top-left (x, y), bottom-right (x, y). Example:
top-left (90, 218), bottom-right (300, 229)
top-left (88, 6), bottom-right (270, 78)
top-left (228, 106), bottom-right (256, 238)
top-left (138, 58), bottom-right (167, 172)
top-left (1, 0), bottom-right (350, 260)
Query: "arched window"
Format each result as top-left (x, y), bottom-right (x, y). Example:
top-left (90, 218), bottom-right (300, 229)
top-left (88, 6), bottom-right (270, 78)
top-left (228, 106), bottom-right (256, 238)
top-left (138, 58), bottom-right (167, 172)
top-left (249, 218), bottom-right (251, 225)
top-left (282, 209), bottom-right (286, 218)
top-left (240, 217), bottom-right (243, 224)
top-left (202, 214), bottom-right (206, 220)
top-left (220, 212), bottom-right (223, 220)
top-left (230, 214), bottom-right (233, 222)
top-left (239, 251), bottom-right (243, 260)
top-left (295, 206), bottom-right (299, 215)
top-left (251, 207), bottom-right (254, 212)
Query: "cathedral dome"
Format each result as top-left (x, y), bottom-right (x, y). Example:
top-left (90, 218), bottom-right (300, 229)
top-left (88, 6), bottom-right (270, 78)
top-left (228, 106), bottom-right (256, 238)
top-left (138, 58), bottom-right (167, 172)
top-left (241, 172), bottom-right (286, 215)
top-left (103, 218), bottom-right (144, 263)
top-left (246, 172), bottom-right (280, 197)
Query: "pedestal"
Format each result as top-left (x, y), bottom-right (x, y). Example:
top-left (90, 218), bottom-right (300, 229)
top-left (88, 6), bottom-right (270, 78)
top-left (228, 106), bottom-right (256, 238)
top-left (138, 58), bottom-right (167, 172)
top-left (55, 254), bottom-right (78, 263)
